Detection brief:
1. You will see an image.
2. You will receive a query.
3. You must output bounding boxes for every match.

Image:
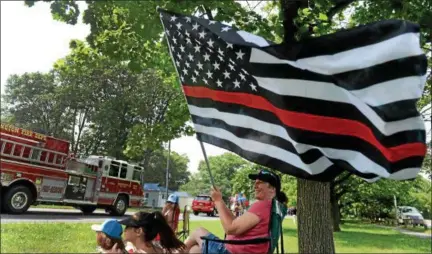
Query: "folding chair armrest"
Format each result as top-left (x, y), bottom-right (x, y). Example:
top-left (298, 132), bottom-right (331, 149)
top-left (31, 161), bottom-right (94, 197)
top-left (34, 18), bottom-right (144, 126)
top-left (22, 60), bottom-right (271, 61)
top-left (200, 236), bottom-right (270, 245)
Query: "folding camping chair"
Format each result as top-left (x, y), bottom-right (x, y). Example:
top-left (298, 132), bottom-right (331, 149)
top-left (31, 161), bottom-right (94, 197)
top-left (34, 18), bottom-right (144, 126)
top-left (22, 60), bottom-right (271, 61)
top-left (201, 199), bottom-right (287, 254)
top-left (176, 205), bottom-right (190, 241)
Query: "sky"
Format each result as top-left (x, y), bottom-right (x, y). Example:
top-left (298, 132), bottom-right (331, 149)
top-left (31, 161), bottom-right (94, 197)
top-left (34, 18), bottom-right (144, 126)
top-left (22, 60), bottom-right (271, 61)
top-left (0, 1), bottom-right (228, 173)
top-left (1, 1), bottom-right (431, 174)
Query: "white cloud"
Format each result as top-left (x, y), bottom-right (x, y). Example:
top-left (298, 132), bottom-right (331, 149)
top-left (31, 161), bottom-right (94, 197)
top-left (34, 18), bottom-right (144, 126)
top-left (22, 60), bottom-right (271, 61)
top-left (171, 135), bottom-right (229, 173)
top-left (0, 1), bottom-right (226, 173)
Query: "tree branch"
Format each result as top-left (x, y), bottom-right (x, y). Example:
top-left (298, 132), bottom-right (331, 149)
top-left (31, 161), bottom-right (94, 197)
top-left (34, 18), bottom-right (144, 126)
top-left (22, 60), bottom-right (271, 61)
top-left (333, 172), bottom-right (353, 187)
top-left (251, 0), bottom-right (264, 12)
top-left (335, 188), bottom-right (348, 199)
top-left (202, 5), bottom-right (214, 20)
top-left (327, 0), bottom-right (358, 21)
top-left (280, 0), bottom-right (308, 43)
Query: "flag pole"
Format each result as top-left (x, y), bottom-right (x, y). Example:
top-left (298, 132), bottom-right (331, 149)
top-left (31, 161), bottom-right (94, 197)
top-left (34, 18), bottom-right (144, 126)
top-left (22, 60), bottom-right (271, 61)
top-left (197, 6), bottom-right (217, 189)
top-left (199, 139), bottom-right (216, 188)
top-left (165, 140), bottom-right (171, 201)
top-left (158, 6), bottom-right (216, 189)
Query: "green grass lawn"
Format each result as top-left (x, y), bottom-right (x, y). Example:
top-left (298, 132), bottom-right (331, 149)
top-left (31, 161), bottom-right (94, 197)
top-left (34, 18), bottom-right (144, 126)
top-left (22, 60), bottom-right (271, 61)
top-left (1, 220), bottom-right (430, 253)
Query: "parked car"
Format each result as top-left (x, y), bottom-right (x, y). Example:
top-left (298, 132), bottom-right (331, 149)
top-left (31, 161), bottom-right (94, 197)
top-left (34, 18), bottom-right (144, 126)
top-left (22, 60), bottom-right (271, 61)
top-left (191, 195), bottom-right (217, 217)
top-left (397, 206), bottom-right (426, 227)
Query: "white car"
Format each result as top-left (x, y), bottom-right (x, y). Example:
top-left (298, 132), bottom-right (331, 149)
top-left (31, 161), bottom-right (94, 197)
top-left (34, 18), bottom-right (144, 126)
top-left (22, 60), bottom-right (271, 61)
top-left (397, 206), bottom-right (426, 227)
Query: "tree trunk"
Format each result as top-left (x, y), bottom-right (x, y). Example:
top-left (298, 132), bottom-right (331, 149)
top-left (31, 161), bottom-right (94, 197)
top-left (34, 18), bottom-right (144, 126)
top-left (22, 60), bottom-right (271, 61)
top-left (331, 196), bottom-right (341, 232)
top-left (279, 0), bottom-right (336, 251)
top-left (297, 179), bottom-right (335, 253)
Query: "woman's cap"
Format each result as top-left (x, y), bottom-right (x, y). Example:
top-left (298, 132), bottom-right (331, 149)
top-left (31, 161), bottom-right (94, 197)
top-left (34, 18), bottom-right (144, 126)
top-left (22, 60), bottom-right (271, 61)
top-left (248, 169), bottom-right (281, 193)
top-left (91, 219), bottom-right (123, 239)
top-left (167, 194), bottom-right (179, 204)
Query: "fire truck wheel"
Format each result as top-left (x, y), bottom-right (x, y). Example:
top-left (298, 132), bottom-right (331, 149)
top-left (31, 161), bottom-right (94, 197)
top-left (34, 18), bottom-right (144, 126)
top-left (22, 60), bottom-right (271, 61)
top-left (2, 185), bottom-right (33, 214)
top-left (110, 196), bottom-right (128, 216)
top-left (79, 205), bottom-right (97, 214)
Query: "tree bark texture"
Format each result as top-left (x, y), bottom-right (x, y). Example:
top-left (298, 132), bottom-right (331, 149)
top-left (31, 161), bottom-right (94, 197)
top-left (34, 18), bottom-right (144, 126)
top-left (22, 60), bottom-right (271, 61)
top-left (331, 195), bottom-right (341, 232)
top-left (297, 179), bottom-right (335, 253)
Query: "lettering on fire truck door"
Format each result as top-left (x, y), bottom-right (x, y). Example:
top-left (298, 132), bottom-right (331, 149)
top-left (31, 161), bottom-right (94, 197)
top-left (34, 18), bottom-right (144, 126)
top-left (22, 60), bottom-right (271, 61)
top-left (39, 178), bottom-right (67, 200)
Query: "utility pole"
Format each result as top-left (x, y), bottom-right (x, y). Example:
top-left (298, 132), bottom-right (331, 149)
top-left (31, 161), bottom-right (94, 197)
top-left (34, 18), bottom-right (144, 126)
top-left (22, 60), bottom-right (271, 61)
top-left (165, 140), bottom-right (171, 201)
top-left (394, 195), bottom-right (398, 220)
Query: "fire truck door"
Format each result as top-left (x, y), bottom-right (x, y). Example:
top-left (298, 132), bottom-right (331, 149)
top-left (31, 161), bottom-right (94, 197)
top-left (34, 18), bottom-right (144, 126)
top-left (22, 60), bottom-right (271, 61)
top-left (92, 160), bottom-right (104, 203)
top-left (64, 175), bottom-right (88, 200)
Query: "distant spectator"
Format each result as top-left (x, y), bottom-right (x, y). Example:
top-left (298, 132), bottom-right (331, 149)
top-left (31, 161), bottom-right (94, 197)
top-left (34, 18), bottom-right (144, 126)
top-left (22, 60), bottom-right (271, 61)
top-left (155, 194), bottom-right (181, 243)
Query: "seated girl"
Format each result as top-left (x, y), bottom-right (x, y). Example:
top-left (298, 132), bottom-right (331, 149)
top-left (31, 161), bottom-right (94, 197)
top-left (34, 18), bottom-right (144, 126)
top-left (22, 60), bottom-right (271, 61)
top-left (91, 219), bottom-right (128, 254)
top-left (118, 211), bottom-right (186, 253)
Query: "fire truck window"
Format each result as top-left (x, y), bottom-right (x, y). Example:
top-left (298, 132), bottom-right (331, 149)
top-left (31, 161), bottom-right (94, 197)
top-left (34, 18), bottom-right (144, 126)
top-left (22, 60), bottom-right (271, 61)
top-left (68, 176), bottom-right (81, 185)
top-left (119, 164), bottom-right (127, 179)
top-left (132, 170), bottom-right (141, 181)
top-left (109, 161), bottom-right (120, 177)
top-left (31, 149), bottom-right (41, 160)
top-left (13, 145), bottom-right (23, 156)
top-left (55, 154), bottom-right (63, 164)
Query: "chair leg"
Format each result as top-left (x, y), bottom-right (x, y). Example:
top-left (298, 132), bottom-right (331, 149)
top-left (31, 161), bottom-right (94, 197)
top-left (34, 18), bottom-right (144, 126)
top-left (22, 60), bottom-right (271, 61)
top-left (280, 221), bottom-right (285, 254)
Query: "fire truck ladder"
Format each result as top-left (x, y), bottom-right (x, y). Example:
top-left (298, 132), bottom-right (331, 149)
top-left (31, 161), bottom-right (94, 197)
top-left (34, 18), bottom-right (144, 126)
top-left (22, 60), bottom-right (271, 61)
top-left (0, 138), bottom-right (67, 168)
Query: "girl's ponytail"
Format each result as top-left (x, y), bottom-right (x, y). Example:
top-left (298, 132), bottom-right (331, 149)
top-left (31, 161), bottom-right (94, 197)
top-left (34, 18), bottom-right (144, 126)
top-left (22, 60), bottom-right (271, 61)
top-left (152, 211), bottom-right (186, 253)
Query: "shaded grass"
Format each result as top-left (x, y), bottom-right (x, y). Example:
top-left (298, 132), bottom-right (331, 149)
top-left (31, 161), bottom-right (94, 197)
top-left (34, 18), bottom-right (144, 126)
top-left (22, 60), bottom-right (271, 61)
top-left (1, 220), bottom-right (430, 253)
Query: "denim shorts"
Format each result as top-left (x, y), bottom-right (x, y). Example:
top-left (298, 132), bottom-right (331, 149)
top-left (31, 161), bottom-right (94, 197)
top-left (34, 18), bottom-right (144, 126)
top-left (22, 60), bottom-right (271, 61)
top-left (201, 233), bottom-right (231, 254)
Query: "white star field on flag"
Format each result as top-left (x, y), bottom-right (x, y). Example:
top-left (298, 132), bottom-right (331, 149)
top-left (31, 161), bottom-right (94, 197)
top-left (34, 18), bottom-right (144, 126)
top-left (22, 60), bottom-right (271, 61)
top-left (160, 13), bottom-right (260, 93)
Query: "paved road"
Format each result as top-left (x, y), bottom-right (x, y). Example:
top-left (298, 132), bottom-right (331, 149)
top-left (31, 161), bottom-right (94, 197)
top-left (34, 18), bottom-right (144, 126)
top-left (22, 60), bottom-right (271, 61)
top-left (376, 224), bottom-right (431, 239)
top-left (425, 219), bottom-right (432, 229)
top-left (1, 208), bottom-right (220, 224)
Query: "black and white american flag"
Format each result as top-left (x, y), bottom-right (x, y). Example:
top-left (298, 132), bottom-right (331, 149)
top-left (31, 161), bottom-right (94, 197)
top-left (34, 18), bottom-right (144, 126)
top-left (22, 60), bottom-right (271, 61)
top-left (158, 8), bottom-right (428, 182)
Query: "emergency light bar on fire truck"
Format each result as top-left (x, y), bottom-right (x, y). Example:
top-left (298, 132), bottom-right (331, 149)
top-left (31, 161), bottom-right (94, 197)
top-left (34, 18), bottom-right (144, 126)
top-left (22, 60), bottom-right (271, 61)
top-left (0, 123), bottom-right (145, 215)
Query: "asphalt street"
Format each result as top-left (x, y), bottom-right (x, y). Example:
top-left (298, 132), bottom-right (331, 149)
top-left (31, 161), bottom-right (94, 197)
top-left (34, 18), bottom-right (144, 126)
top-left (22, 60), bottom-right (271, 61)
top-left (0, 208), bottom-right (220, 224)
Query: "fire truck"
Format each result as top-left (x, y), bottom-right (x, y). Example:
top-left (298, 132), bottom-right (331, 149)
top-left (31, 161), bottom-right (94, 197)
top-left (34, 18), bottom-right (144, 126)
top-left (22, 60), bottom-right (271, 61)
top-left (0, 123), bottom-right (145, 215)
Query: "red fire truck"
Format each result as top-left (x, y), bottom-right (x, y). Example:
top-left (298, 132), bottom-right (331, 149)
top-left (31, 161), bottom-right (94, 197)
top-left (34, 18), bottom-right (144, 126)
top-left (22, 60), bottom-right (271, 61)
top-left (0, 123), bottom-right (145, 215)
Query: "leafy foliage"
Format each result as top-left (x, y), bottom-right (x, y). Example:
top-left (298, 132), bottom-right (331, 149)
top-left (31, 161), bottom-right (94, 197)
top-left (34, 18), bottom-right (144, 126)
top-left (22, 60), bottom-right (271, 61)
top-left (341, 176), bottom-right (432, 220)
top-left (2, 41), bottom-right (191, 165)
top-left (180, 153), bottom-right (250, 198)
top-left (3, 72), bottom-right (72, 140)
top-left (136, 149), bottom-right (190, 191)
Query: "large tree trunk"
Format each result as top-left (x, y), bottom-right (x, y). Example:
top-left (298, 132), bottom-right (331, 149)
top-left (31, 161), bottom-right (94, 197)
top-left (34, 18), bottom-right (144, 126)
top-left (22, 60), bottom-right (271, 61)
top-left (331, 195), bottom-right (341, 232)
top-left (280, 0), bottom-right (336, 251)
top-left (297, 179), bottom-right (335, 253)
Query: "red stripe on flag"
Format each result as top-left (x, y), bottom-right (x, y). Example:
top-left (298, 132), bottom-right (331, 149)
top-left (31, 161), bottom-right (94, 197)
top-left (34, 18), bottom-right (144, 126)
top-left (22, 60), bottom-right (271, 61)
top-left (182, 85), bottom-right (426, 162)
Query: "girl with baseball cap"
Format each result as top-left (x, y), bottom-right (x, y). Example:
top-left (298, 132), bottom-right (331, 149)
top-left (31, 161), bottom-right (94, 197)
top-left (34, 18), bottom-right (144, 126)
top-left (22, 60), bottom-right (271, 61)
top-left (154, 194), bottom-right (181, 243)
top-left (91, 219), bottom-right (127, 254)
top-left (162, 194), bottom-right (180, 232)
